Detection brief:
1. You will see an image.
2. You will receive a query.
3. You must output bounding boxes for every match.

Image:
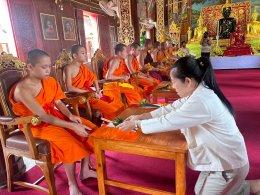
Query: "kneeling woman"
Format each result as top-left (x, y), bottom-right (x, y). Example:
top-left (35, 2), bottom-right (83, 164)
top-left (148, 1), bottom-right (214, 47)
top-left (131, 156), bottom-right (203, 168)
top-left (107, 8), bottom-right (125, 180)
top-left (118, 57), bottom-right (249, 194)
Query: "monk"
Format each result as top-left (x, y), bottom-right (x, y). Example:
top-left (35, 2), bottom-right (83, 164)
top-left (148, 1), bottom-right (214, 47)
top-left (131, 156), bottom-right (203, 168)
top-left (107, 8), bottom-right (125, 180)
top-left (139, 39), bottom-right (169, 81)
top-left (125, 42), bottom-right (159, 95)
top-left (166, 40), bottom-right (177, 58)
top-left (9, 49), bottom-right (139, 195)
top-left (103, 43), bottom-right (144, 105)
top-left (64, 44), bottom-right (124, 120)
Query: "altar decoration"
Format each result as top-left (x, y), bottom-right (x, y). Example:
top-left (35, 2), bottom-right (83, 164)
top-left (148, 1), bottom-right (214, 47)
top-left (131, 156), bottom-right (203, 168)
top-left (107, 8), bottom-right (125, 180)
top-left (201, 1), bottom-right (251, 37)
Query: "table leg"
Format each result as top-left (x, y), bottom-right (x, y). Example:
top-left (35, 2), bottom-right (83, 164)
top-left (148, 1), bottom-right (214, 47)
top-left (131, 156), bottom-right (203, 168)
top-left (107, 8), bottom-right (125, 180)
top-left (175, 153), bottom-right (186, 195)
top-left (94, 142), bottom-right (107, 195)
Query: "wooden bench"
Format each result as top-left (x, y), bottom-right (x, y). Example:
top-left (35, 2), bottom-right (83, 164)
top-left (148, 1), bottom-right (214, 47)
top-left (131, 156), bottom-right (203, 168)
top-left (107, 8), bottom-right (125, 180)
top-left (152, 81), bottom-right (179, 103)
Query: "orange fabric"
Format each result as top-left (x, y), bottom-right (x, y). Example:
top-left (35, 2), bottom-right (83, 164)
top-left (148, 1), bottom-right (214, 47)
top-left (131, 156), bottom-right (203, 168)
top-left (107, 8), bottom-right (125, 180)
top-left (71, 64), bottom-right (124, 120)
top-left (9, 77), bottom-right (139, 163)
top-left (168, 48), bottom-right (176, 57)
top-left (131, 57), bottom-right (159, 94)
top-left (71, 64), bottom-right (97, 89)
top-left (9, 77), bottom-right (97, 164)
top-left (157, 51), bottom-right (167, 62)
top-left (104, 57), bottom-right (144, 105)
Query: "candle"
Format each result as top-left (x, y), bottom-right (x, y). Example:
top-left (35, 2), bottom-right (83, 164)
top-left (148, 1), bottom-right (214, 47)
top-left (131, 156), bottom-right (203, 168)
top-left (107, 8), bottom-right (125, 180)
top-left (217, 21), bottom-right (219, 37)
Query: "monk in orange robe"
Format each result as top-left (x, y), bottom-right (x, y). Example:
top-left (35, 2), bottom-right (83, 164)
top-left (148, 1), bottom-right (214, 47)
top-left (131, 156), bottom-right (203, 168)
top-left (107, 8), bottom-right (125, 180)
top-left (64, 45), bottom-right (124, 120)
top-left (103, 43), bottom-right (144, 105)
top-left (10, 49), bottom-right (139, 195)
top-left (125, 42), bottom-right (159, 95)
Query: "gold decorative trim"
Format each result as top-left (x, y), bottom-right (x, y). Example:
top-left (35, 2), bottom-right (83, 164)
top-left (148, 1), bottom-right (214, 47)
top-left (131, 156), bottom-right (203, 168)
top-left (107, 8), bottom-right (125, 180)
top-left (156, 0), bottom-right (165, 43)
top-left (0, 81), bottom-right (12, 116)
top-left (79, 96), bottom-right (87, 104)
top-left (0, 52), bottom-right (26, 71)
top-left (168, 0), bottom-right (173, 24)
top-left (118, 0), bottom-right (135, 45)
top-left (31, 117), bottom-right (40, 126)
top-left (54, 49), bottom-right (72, 69)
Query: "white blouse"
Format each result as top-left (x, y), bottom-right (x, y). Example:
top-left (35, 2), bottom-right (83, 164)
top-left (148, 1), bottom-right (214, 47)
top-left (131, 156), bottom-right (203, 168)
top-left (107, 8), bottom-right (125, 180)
top-left (141, 83), bottom-right (248, 171)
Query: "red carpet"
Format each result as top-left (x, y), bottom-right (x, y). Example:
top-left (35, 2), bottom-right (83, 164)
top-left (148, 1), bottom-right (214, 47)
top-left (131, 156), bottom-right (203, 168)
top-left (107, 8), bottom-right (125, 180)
top-left (1, 69), bottom-right (260, 195)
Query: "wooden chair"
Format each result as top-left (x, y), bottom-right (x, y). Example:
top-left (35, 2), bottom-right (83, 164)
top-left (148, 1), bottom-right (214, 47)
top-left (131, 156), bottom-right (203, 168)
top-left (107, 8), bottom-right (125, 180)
top-left (54, 49), bottom-right (95, 120)
top-left (0, 53), bottom-right (87, 194)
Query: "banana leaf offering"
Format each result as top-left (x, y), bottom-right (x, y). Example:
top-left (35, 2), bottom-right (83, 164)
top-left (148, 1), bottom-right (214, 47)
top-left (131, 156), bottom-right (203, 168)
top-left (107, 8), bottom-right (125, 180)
top-left (140, 99), bottom-right (160, 108)
top-left (113, 117), bottom-right (124, 126)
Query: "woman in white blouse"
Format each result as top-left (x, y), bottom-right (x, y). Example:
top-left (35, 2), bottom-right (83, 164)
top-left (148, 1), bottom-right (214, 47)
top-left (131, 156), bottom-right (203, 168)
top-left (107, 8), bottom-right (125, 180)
top-left (118, 57), bottom-right (255, 194)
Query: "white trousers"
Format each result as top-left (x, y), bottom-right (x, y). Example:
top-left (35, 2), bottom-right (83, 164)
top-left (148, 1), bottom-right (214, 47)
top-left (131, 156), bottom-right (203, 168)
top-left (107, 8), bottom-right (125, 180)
top-left (195, 163), bottom-right (249, 195)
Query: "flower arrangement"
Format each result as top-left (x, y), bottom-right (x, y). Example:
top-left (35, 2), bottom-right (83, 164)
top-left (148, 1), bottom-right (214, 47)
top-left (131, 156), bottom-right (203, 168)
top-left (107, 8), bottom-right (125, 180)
top-left (211, 44), bottom-right (223, 56)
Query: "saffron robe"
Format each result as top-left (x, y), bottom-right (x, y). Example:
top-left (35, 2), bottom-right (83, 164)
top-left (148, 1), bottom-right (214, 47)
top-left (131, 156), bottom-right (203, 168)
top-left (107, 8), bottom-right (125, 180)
top-left (103, 58), bottom-right (144, 105)
top-left (9, 77), bottom-right (139, 164)
top-left (71, 64), bottom-right (124, 120)
top-left (129, 56), bottom-right (159, 94)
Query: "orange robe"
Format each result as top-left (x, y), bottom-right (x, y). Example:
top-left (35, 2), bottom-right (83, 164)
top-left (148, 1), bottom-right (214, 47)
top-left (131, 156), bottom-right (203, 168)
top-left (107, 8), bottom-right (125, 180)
top-left (130, 57), bottom-right (159, 95)
top-left (103, 58), bottom-right (144, 105)
top-left (157, 51), bottom-right (167, 62)
top-left (71, 64), bottom-right (124, 120)
top-left (9, 77), bottom-right (138, 164)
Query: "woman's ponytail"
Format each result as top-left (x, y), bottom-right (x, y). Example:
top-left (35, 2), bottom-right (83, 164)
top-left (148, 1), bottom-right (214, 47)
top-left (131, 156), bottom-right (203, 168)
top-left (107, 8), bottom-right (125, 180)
top-left (197, 57), bottom-right (234, 116)
top-left (173, 57), bottom-right (235, 116)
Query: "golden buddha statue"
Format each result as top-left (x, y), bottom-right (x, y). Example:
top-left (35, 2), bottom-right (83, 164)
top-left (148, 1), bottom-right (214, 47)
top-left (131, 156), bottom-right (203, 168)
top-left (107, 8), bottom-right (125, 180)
top-left (191, 13), bottom-right (207, 42)
top-left (247, 7), bottom-right (260, 37)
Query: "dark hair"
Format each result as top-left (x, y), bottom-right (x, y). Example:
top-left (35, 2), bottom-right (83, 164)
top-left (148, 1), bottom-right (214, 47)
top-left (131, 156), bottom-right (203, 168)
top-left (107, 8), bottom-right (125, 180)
top-left (71, 44), bottom-right (84, 58)
top-left (144, 39), bottom-right (152, 46)
top-left (130, 42), bottom-right (140, 49)
top-left (27, 49), bottom-right (49, 66)
top-left (172, 57), bottom-right (234, 116)
top-left (114, 43), bottom-right (126, 54)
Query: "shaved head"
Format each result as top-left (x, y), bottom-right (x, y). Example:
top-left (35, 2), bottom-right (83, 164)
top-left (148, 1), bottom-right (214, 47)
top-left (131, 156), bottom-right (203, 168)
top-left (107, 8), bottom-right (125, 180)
top-left (27, 49), bottom-right (49, 66)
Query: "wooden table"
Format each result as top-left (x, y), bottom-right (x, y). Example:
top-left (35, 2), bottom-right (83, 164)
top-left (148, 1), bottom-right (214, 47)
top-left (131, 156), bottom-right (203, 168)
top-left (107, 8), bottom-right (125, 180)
top-left (93, 107), bottom-right (188, 195)
top-left (152, 81), bottom-right (179, 103)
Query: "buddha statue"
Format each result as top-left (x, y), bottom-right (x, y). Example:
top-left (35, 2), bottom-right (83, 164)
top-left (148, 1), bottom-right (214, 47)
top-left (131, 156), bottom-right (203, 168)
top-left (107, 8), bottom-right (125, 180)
top-left (218, 0), bottom-right (236, 39)
top-left (224, 24), bottom-right (253, 56)
top-left (191, 13), bottom-right (207, 42)
top-left (247, 7), bottom-right (260, 37)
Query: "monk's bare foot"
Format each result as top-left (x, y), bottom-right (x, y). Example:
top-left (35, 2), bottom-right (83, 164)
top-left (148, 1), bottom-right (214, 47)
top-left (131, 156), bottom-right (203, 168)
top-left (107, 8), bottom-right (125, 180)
top-left (250, 180), bottom-right (260, 194)
top-left (79, 169), bottom-right (97, 181)
top-left (69, 184), bottom-right (82, 195)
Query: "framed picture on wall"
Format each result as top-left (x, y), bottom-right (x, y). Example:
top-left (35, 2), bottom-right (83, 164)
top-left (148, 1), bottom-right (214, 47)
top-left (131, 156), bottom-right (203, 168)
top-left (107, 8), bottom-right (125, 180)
top-left (62, 17), bottom-right (76, 41)
top-left (40, 13), bottom-right (59, 40)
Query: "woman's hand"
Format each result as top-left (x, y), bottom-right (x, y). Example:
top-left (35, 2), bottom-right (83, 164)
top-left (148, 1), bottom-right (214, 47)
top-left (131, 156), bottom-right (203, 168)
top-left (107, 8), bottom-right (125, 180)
top-left (69, 115), bottom-right (82, 124)
top-left (125, 115), bottom-right (141, 121)
top-left (117, 120), bottom-right (135, 131)
top-left (69, 123), bottom-right (90, 137)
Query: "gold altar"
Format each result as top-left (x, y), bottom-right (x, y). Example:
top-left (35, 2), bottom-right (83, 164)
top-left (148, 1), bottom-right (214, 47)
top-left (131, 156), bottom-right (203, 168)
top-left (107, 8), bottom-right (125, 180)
top-left (201, 1), bottom-right (251, 37)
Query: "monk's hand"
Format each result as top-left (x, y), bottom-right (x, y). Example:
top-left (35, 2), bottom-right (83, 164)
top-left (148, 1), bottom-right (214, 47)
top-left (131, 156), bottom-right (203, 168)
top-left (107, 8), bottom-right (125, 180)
top-left (70, 123), bottom-right (90, 137)
top-left (117, 120), bottom-right (135, 131)
top-left (69, 115), bottom-right (82, 124)
top-left (95, 92), bottom-right (102, 99)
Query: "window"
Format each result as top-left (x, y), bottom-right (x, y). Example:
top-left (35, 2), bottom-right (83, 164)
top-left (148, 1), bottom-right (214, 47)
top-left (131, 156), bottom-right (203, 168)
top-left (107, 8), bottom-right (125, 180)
top-left (0, 0), bottom-right (17, 56)
top-left (83, 12), bottom-right (100, 62)
top-left (109, 26), bottom-right (117, 52)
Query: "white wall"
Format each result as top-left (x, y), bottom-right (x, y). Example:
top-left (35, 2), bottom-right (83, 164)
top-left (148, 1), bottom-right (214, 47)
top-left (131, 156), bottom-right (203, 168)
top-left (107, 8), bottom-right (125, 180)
top-left (0, 0), bottom-right (17, 56)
